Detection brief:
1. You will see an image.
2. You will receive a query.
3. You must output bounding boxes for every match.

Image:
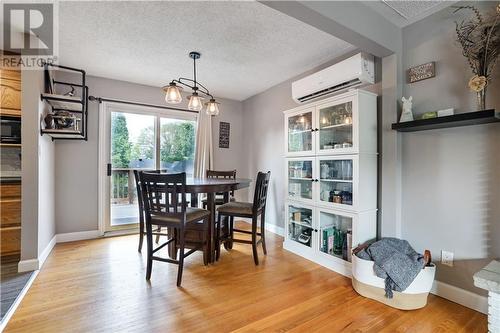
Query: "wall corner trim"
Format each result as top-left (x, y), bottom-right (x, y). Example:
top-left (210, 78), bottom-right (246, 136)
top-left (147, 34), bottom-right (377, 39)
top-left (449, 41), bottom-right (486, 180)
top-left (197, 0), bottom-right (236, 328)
top-left (431, 280), bottom-right (488, 314)
top-left (56, 230), bottom-right (102, 243)
top-left (39, 235), bottom-right (57, 269)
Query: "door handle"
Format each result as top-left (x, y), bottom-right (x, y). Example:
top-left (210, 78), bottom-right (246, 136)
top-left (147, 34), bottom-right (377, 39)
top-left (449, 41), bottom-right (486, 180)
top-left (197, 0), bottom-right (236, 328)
top-left (107, 163), bottom-right (112, 176)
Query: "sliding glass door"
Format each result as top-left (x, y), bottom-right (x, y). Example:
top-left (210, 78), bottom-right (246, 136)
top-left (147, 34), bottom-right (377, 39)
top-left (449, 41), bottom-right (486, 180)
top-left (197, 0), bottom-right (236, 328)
top-left (103, 103), bottom-right (197, 232)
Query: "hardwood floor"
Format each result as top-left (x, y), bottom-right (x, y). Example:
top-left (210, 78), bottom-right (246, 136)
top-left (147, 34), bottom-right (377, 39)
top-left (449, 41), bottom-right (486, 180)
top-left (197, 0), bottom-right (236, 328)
top-left (5, 222), bottom-right (486, 332)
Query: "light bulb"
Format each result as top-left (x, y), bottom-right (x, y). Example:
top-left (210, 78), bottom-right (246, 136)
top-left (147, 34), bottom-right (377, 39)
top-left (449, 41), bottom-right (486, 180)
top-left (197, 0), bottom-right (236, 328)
top-left (188, 92), bottom-right (203, 111)
top-left (163, 83), bottom-right (182, 104)
top-left (205, 98), bottom-right (220, 116)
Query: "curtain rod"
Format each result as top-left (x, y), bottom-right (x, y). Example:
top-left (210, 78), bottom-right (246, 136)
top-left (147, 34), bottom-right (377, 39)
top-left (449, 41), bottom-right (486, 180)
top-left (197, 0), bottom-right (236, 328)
top-left (88, 95), bottom-right (199, 114)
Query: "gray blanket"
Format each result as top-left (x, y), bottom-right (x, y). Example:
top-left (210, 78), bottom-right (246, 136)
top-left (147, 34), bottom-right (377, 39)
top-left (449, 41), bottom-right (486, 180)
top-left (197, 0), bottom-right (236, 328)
top-left (356, 238), bottom-right (425, 298)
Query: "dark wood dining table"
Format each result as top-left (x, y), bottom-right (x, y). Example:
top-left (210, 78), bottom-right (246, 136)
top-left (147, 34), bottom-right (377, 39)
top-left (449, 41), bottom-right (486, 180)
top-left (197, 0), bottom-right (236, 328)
top-left (174, 177), bottom-right (251, 263)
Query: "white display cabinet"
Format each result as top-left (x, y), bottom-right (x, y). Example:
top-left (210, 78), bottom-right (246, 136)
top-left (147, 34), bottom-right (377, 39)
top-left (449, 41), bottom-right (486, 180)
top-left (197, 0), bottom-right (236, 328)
top-left (283, 89), bottom-right (378, 277)
top-left (284, 202), bottom-right (377, 276)
top-left (284, 90), bottom-right (377, 157)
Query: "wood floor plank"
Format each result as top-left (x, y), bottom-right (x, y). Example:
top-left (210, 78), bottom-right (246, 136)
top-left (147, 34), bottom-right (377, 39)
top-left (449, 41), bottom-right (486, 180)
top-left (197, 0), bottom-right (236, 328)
top-left (5, 222), bottom-right (487, 332)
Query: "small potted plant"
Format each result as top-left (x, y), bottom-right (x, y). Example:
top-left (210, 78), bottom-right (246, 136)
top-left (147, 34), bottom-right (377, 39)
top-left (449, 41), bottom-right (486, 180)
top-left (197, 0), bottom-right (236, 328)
top-left (454, 3), bottom-right (500, 110)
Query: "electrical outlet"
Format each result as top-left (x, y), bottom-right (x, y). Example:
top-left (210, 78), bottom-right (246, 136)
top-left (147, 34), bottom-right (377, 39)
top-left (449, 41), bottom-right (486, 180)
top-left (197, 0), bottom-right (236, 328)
top-left (441, 250), bottom-right (454, 267)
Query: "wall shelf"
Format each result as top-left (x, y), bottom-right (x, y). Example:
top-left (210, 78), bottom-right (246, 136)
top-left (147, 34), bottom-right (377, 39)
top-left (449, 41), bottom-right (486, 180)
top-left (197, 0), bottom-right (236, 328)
top-left (392, 109), bottom-right (499, 132)
top-left (40, 63), bottom-right (89, 141)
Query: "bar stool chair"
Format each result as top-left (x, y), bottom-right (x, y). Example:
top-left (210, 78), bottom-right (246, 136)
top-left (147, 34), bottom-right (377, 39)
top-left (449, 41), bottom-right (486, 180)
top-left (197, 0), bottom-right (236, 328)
top-left (133, 169), bottom-right (168, 252)
top-left (139, 171), bottom-right (210, 287)
top-left (216, 171), bottom-right (271, 265)
top-left (202, 170), bottom-right (237, 209)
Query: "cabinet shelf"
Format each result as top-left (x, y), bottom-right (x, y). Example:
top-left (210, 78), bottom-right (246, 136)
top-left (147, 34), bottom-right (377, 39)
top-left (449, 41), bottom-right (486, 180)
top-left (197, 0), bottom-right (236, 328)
top-left (392, 109), bottom-right (499, 132)
top-left (320, 123), bottom-right (352, 130)
top-left (290, 220), bottom-right (313, 228)
top-left (319, 178), bottom-right (352, 183)
top-left (289, 177), bottom-right (313, 181)
top-left (289, 129), bottom-right (312, 135)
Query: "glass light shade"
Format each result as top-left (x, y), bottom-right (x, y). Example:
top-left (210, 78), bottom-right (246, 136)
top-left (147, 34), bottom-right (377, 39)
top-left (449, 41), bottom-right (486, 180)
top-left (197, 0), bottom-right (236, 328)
top-left (164, 83), bottom-right (183, 104)
top-left (187, 92), bottom-right (203, 112)
top-left (205, 99), bottom-right (220, 116)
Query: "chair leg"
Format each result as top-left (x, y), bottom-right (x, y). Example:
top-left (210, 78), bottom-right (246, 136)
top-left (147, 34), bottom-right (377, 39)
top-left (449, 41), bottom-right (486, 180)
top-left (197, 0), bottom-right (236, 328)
top-left (260, 211), bottom-right (267, 255)
top-left (216, 213), bottom-right (222, 261)
top-left (177, 228), bottom-right (185, 287)
top-left (155, 226), bottom-right (161, 244)
top-left (145, 223), bottom-right (153, 280)
top-left (228, 216), bottom-right (234, 250)
top-left (251, 216), bottom-right (259, 265)
top-left (138, 218), bottom-right (144, 252)
top-left (203, 221), bottom-right (208, 266)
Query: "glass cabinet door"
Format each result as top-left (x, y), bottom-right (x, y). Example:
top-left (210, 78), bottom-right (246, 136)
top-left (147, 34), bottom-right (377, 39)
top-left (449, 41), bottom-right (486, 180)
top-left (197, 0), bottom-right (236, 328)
top-left (318, 210), bottom-right (353, 262)
top-left (287, 110), bottom-right (313, 155)
top-left (317, 100), bottom-right (354, 153)
top-left (287, 159), bottom-right (314, 202)
top-left (318, 158), bottom-right (354, 209)
top-left (287, 204), bottom-right (314, 249)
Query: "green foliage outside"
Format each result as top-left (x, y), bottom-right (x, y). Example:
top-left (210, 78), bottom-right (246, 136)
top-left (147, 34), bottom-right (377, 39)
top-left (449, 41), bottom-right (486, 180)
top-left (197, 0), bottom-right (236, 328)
top-left (112, 115), bottom-right (196, 167)
top-left (111, 113), bottom-right (131, 168)
top-left (160, 122), bottom-right (195, 163)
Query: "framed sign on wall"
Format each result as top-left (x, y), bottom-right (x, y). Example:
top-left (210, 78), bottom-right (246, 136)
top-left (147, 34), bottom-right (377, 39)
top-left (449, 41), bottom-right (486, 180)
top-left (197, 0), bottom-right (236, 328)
top-left (219, 121), bottom-right (230, 148)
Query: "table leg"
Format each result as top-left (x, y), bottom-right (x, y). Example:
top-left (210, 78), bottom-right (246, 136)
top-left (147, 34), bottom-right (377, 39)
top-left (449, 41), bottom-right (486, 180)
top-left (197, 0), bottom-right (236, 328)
top-left (206, 192), bottom-right (216, 263)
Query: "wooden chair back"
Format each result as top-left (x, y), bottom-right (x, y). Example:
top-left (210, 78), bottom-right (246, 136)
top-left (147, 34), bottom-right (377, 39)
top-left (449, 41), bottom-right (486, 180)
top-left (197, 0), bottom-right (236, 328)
top-left (252, 171), bottom-right (271, 214)
top-left (139, 172), bottom-right (188, 227)
top-left (133, 169), bottom-right (167, 215)
top-left (206, 169), bottom-right (237, 196)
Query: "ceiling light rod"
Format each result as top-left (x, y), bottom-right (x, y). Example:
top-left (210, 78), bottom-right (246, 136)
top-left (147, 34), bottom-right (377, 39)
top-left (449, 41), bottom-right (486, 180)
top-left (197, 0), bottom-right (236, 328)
top-left (163, 51), bottom-right (220, 115)
top-left (169, 52), bottom-right (213, 99)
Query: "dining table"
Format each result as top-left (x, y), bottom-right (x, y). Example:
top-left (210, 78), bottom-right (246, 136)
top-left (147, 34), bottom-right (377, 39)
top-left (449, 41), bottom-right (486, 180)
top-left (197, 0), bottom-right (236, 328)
top-left (166, 176), bottom-right (252, 263)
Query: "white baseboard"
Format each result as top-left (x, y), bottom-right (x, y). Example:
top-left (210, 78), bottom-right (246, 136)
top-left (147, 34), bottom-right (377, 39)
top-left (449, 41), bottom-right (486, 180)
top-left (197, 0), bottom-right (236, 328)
top-left (56, 230), bottom-right (102, 243)
top-left (17, 259), bottom-right (39, 273)
top-left (431, 280), bottom-right (488, 314)
top-left (239, 219), bottom-right (284, 236)
top-left (38, 235), bottom-right (57, 269)
top-left (0, 269), bottom-right (39, 332)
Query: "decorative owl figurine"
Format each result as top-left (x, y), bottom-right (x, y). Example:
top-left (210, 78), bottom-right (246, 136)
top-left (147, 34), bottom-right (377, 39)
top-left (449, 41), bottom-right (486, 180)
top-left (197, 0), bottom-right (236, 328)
top-left (400, 96), bottom-right (414, 122)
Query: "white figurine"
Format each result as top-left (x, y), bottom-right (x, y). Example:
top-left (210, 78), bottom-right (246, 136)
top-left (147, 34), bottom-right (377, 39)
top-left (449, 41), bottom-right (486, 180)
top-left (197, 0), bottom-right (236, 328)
top-left (400, 96), bottom-right (414, 122)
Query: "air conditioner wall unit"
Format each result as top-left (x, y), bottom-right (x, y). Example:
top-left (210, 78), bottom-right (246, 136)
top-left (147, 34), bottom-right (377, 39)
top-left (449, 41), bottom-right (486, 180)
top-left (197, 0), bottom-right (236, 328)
top-left (292, 52), bottom-right (375, 103)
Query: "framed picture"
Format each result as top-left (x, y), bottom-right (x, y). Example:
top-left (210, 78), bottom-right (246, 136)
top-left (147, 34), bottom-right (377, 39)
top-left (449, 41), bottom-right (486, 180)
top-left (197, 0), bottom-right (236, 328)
top-left (407, 62), bottom-right (436, 83)
top-left (219, 121), bottom-right (230, 148)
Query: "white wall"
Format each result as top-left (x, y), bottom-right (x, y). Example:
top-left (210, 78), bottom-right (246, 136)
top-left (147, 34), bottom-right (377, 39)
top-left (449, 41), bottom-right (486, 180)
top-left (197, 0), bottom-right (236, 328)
top-left (400, 1), bottom-right (500, 294)
top-left (20, 68), bottom-right (56, 263)
top-left (54, 74), bottom-right (245, 233)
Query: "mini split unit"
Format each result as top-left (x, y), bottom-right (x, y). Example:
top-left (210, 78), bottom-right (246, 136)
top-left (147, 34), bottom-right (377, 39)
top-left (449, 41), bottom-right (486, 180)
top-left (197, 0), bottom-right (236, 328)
top-left (292, 52), bottom-right (375, 103)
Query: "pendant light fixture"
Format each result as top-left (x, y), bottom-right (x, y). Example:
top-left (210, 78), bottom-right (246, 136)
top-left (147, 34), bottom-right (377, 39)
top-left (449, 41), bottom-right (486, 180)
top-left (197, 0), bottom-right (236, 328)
top-left (162, 51), bottom-right (221, 115)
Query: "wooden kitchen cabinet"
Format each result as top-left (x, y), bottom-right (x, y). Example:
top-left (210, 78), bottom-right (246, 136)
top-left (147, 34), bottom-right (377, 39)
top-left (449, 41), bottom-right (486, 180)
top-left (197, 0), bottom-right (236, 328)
top-left (0, 69), bottom-right (22, 117)
top-left (1, 183), bottom-right (21, 262)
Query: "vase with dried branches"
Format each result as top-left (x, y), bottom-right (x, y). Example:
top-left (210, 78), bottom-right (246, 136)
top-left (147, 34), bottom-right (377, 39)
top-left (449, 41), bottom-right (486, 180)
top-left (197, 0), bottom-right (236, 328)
top-left (454, 3), bottom-right (500, 110)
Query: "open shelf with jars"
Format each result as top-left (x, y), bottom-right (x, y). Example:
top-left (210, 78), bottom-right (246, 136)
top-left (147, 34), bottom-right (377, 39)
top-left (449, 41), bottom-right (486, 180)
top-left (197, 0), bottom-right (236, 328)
top-left (283, 89), bottom-right (377, 277)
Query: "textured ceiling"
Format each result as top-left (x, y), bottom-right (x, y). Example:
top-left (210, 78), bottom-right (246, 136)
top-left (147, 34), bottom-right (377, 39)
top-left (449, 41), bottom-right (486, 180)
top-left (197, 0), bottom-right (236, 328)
top-left (57, 1), bottom-right (354, 101)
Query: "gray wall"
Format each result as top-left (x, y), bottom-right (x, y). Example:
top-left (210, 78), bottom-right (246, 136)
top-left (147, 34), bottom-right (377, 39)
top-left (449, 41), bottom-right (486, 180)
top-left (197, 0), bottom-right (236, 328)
top-left (400, 1), bottom-right (500, 294)
top-left (54, 74), bottom-right (244, 234)
top-left (21, 68), bottom-right (56, 261)
top-left (241, 51), bottom-right (381, 229)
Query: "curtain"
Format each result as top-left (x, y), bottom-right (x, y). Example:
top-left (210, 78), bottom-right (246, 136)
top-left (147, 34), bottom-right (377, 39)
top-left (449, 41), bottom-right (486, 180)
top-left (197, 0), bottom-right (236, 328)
top-left (194, 111), bottom-right (213, 178)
